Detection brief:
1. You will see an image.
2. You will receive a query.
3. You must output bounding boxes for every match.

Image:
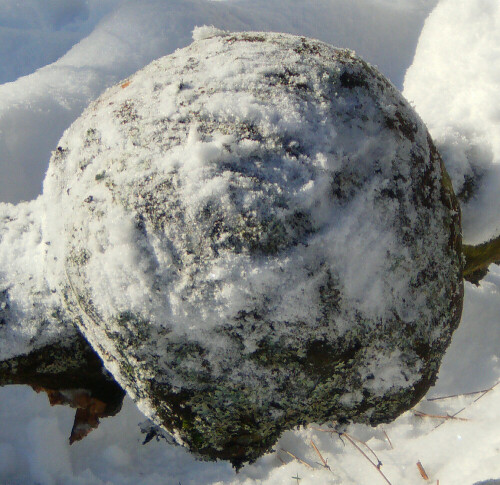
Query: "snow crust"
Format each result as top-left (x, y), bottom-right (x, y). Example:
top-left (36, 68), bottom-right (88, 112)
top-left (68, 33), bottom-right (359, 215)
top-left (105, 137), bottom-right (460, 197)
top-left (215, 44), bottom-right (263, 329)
top-left (192, 25), bottom-right (226, 41)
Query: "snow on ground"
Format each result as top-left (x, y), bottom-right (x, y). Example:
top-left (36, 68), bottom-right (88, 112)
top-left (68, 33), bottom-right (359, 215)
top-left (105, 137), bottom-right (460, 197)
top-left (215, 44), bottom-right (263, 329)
top-left (403, 0), bottom-right (500, 245)
top-left (0, 0), bottom-right (499, 484)
top-left (0, 0), bottom-right (122, 84)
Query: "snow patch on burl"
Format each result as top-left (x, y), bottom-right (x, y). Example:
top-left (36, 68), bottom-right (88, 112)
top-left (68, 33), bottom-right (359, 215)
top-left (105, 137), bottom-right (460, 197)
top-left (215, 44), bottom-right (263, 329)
top-left (41, 31), bottom-right (462, 464)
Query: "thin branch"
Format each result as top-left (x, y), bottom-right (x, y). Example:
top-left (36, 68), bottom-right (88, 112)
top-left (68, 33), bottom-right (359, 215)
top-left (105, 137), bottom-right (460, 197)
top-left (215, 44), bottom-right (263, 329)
top-left (431, 380), bottom-right (500, 430)
top-left (348, 433), bottom-right (384, 466)
top-left (427, 381), bottom-right (499, 401)
top-left (341, 433), bottom-right (392, 485)
top-left (473, 380), bottom-right (500, 403)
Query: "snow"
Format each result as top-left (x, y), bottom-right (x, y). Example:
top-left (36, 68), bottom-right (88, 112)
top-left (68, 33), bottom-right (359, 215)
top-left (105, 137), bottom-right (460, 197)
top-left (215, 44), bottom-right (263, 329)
top-left (0, 199), bottom-right (76, 360)
top-left (0, 0), bottom-right (499, 484)
top-left (403, 0), bottom-right (500, 245)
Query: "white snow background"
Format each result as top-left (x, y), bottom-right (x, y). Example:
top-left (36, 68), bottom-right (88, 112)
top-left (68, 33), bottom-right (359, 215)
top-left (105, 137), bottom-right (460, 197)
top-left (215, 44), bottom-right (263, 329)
top-left (0, 0), bottom-right (499, 484)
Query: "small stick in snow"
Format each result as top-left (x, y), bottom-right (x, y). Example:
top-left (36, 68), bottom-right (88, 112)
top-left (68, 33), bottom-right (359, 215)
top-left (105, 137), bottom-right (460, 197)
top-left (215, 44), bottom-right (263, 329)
top-left (382, 428), bottom-right (394, 449)
top-left (347, 433), bottom-right (384, 466)
top-left (432, 380), bottom-right (500, 430)
top-left (413, 410), bottom-right (470, 421)
top-left (342, 433), bottom-right (392, 485)
top-left (280, 449), bottom-right (314, 469)
top-left (310, 440), bottom-right (332, 471)
top-left (427, 380), bottom-right (500, 401)
top-left (416, 461), bottom-right (429, 480)
top-left (472, 380), bottom-right (500, 403)
top-left (433, 408), bottom-right (465, 431)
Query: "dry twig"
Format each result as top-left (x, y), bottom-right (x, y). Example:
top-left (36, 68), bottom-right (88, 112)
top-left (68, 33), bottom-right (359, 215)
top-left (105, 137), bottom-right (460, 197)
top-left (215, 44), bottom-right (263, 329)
top-left (416, 461), bottom-right (429, 480)
top-left (428, 380), bottom-right (500, 431)
top-left (348, 433), bottom-right (384, 466)
top-left (427, 380), bottom-right (500, 402)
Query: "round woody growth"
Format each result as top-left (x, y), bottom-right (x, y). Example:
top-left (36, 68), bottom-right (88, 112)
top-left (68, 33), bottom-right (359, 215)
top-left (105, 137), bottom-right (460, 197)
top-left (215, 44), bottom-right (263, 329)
top-left (42, 29), bottom-right (463, 465)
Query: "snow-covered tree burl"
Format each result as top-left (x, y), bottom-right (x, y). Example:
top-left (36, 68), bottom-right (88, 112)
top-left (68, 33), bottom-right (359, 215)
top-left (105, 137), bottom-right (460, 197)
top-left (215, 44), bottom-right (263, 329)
top-left (1, 28), bottom-right (499, 466)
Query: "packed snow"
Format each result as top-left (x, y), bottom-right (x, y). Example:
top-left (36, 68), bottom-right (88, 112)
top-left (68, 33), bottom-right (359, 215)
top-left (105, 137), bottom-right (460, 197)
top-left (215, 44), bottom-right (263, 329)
top-left (0, 0), bottom-right (499, 484)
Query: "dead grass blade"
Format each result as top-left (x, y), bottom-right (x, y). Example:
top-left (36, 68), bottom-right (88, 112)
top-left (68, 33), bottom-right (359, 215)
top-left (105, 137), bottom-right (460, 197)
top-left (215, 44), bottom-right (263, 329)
top-left (312, 427), bottom-right (392, 485)
top-left (280, 449), bottom-right (314, 469)
top-left (310, 440), bottom-right (332, 472)
top-left (414, 411), bottom-right (470, 421)
top-left (382, 429), bottom-right (393, 449)
top-left (427, 380), bottom-right (500, 402)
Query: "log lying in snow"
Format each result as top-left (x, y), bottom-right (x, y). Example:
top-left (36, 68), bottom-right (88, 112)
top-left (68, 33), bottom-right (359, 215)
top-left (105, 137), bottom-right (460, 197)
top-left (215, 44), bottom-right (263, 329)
top-left (0, 28), bottom-right (498, 466)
